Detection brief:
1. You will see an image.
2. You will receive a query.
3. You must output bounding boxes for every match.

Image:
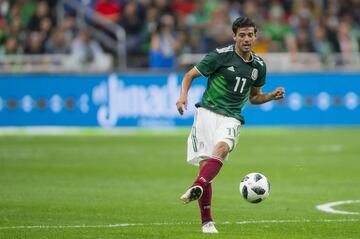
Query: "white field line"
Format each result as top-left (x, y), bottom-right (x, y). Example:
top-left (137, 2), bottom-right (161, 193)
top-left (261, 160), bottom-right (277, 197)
top-left (0, 219), bottom-right (359, 230)
top-left (316, 200), bottom-right (360, 215)
top-left (0, 127), bottom-right (188, 136)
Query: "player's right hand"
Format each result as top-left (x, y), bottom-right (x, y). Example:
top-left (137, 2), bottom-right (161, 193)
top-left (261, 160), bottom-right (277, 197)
top-left (176, 96), bottom-right (187, 115)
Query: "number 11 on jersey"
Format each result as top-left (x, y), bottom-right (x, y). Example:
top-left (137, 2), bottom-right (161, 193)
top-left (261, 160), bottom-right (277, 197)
top-left (234, 77), bottom-right (247, 94)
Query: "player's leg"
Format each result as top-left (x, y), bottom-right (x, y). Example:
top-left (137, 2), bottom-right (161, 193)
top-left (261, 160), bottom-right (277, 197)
top-left (180, 147), bottom-right (227, 204)
top-left (190, 119), bottom-right (240, 225)
top-left (191, 142), bottom-right (229, 189)
top-left (191, 112), bottom-right (240, 190)
top-left (181, 111), bottom-right (241, 233)
top-left (180, 108), bottom-right (214, 204)
top-left (197, 160), bottom-right (218, 233)
top-left (198, 183), bottom-right (212, 222)
top-left (198, 160), bottom-right (213, 223)
top-left (182, 142), bottom-right (229, 227)
top-left (192, 121), bottom-right (241, 187)
top-left (197, 141), bottom-right (231, 233)
top-left (197, 145), bottom-right (228, 234)
top-left (181, 109), bottom-right (238, 203)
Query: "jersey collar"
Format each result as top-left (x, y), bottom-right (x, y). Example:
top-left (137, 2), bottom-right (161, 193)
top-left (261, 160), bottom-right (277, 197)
top-left (234, 47), bottom-right (254, 63)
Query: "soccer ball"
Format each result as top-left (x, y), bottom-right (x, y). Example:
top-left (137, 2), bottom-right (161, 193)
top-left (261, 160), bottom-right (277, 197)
top-left (239, 172), bottom-right (270, 203)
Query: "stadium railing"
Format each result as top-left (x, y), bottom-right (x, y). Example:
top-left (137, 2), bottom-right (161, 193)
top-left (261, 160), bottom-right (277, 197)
top-left (0, 54), bottom-right (113, 73)
top-left (0, 52), bottom-right (359, 73)
top-left (56, 0), bottom-right (127, 70)
top-left (178, 52), bottom-right (360, 72)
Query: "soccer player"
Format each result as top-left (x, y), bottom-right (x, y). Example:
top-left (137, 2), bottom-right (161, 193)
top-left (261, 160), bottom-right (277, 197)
top-left (176, 16), bottom-right (285, 233)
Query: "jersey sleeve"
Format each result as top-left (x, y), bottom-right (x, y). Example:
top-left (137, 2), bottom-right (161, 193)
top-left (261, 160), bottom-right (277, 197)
top-left (195, 51), bottom-right (222, 77)
top-left (253, 61), bottom-right (266, 87)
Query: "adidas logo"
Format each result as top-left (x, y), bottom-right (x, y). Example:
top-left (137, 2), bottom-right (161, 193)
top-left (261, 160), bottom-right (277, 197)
top-left (199, 177), bottom-right (207, 183)
top-left (227, 66), bottom-right (235, 72)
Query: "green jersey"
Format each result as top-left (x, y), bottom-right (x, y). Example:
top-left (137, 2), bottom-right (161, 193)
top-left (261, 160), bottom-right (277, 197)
top-left (195, 44), bottom-right (266, 123)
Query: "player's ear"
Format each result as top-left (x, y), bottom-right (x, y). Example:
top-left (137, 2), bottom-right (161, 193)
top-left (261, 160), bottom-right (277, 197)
top-left (232, 33), bottom-right (236, 41)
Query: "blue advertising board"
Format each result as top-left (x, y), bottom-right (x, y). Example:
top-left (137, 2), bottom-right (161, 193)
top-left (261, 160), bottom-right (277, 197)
top-left (0, 72), bottom-right (359, 127)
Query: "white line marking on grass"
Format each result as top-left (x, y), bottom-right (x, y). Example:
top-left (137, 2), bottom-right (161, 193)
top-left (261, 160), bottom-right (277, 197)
top-left (317, 144), bottom-right (343, 153)
top-left (316, 200), bottom-right (360, 215)
top-left (0, 219), bottom-right (359, 230)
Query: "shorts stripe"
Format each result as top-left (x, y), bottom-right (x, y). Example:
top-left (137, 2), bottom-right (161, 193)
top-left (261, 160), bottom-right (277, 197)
top-left (191, 127), bottom-right (198, 152)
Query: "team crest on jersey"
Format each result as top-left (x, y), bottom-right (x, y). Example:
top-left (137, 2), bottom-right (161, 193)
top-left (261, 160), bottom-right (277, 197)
top-left (251, 68), bottom-right (258, 81)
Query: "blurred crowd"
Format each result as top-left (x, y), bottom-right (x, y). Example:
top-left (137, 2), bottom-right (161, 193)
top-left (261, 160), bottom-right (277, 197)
top-left (0, 0), bottom-right (359, 69)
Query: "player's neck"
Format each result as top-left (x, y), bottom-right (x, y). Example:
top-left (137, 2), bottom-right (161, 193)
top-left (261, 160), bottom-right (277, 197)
top-left (235, 48), bottom-right (253, 62)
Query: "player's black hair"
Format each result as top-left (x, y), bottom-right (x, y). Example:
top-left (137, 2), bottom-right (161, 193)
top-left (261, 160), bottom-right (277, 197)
top-left (232, 16), bottom-right (257, 34)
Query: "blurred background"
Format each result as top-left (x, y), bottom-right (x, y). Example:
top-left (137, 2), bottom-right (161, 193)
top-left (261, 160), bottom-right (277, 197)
top-left (0, 0), bottom-right (359, 128)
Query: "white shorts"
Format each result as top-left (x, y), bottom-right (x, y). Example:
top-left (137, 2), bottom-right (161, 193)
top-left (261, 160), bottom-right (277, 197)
top-left (187, 107), bottom-right (242, 166)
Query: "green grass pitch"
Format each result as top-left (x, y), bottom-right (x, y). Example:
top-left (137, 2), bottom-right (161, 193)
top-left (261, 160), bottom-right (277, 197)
top-left (0, 128), bottom-right (359, 238)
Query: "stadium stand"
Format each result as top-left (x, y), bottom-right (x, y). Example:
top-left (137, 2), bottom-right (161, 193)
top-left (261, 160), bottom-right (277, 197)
top-left (0, 0), bottom-right (359, 72)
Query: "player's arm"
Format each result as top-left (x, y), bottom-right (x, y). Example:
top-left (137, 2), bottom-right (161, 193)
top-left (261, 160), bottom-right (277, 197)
top-left (249, 86), bottom-right (285, 104)
top-left (176, 67), bottom-right (202, 115)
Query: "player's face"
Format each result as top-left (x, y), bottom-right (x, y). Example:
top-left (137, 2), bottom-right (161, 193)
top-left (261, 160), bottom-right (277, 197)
top-left (233, 27), bottom-right (256, 53)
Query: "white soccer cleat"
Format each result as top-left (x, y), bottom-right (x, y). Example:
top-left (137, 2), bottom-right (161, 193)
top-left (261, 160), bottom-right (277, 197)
top-left (180, 185), bottom-right (203, 204)
top-left (201, 221), bottom-right (218, 233)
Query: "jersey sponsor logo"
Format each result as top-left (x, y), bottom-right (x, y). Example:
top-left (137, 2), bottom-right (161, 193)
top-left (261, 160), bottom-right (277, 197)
top-left (227, 66), bottom-right (235, 72)
top-left (251, 68), bottom-right (258, 81)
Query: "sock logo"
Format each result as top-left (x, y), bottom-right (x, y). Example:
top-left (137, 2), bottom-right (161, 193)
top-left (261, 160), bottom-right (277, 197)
top-left (199, 177), bottom-right (207, 183)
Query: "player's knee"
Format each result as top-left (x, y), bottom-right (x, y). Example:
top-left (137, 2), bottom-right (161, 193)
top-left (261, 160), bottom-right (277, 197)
top-left (213, 141), bottom-right (230, 160)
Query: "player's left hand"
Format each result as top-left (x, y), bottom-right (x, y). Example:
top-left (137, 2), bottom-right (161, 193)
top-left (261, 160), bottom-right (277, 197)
top-left (271, 87), bottom-right (285, 100)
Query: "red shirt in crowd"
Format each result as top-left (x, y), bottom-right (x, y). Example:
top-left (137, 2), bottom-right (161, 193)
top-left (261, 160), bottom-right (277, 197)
top-left (95, 0), bottom-right (122, 22)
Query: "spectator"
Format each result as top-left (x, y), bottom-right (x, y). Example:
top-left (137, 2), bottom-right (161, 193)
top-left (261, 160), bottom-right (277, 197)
top-left (46, 29), bottom-right (70, 54)
top-left (94, 0), bottom-right (121, 23)
top-left (69, 29), bottom-right (111, 71)
top-left (17, 0), bottom-right (37, 28)
top-left (59, 15), bottom-right (77, 47)
top-left (6, 16), bottom-right (27, 45)
top-left (24, 31), bottom-right (45, 54)
top-left (252, 32), bottom-right (270, 53)
top-left (93, 0), bottom-right (122, 58)
top-left (0, 0), bottom-right (9, 18)
top-left (0, 0), bottom-right (359, 71)
top-left (0, 19), bottom-right (6, 46)
top-left (120, 0), bottom-right (144, 55)
top-left (182, 30), bottom-right (207, 54)
top-left (150, 14), bottom-right (183, 69)
top-left (171, 0), bottom-right (194, 17)
top-left (154, 0), bottom-right (173, 15)
top-left (324, 1), bottom-right (341, 53)
top-left (263, 1), bottom-right (295, 52)
top-left (71, 30), bottom-right (103, 64)
top-left (206, 7), bottom-right (232, 51)
top-left (0, 37), bottom-right (22, 54)
top-left (137, 4), bottom-right (159, 66)
top-left (185, 0), bottom-right (208, 32)
top-left (6, 1), bottom-right (21, 26)
top-left (312, 25), bottom-right (334, 64)
top-left (28, 1), bottom-right (51, 31)
top-left (337, 20), bottom-right (359, 64)
top-left (296, 27), bottom-right (314, 52)
top-left (241, 0), bottom-right (265, 25)
top-left (38, 16), bottom-right (53, 42)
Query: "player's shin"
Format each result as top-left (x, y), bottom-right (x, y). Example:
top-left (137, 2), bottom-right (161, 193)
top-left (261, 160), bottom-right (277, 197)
top-left (193, 158), bottom-right (223, 188)
top-left (198, 183), bottom-right (213, 223)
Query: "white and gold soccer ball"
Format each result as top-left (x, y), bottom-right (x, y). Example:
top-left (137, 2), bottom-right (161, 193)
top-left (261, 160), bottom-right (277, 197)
top-left (240, 172), bottom-right (270, 203)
